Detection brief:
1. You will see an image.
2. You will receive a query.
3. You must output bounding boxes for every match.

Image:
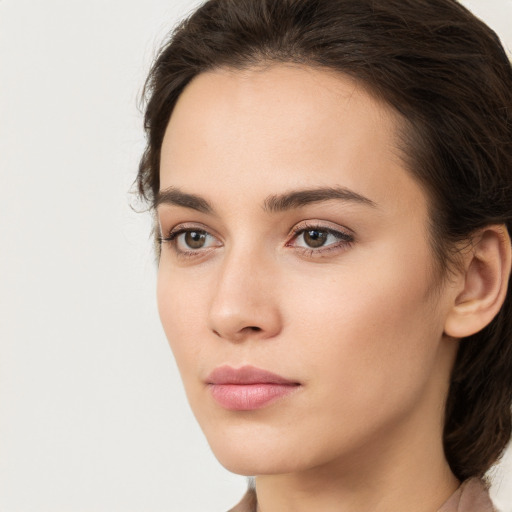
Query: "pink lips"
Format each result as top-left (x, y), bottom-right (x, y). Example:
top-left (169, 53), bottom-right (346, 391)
top-left (206, 365), bottom-right (300, 411)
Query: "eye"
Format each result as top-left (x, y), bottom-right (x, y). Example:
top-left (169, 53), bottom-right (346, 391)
top-left (298, 229), bottom-right (331, 248)
top-left (159, 225), bottom-right (221, 255)
top-left (288, 223), bottom-right (354, 253)
top-left (178, 230), bottom-right (209, 250)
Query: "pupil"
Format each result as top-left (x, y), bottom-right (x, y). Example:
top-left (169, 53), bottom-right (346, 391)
top-left (185, 231), bottom-right (206, 249)
top-left (305, 230), bottom-right (327, 248)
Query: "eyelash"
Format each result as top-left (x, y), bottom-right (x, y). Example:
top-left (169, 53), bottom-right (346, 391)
top-left (158, 222), bottom-right (354, 260)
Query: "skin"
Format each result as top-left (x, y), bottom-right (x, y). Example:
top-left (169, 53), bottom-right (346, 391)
top-left (156, 64), bottom-right (464, 512)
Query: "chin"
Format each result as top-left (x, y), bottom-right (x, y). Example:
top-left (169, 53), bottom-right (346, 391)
top-left (213, 448), bottom-right (301, 477)
top-left (205, 431), bottom-right (285, 475)
top-left (203, 423), bottom-right (328, 477)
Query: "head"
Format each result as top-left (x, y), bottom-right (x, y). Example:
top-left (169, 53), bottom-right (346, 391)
top-left (138, 0), bottom-right (512, 481)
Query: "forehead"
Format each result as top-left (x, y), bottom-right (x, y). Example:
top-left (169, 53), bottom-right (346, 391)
top-left (160, 64), bottom-right (425, 218)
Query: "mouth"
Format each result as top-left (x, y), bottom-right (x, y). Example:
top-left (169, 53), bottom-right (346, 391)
top-left (206, 365), bottom-right (301, 411)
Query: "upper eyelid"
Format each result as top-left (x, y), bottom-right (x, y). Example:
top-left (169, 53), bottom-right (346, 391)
top-left (161, 222), bottom-right (219, 239)
top-left (292, 224), bottom-right (350, 235)
top-left (289, 220), bottom-right (354, 238)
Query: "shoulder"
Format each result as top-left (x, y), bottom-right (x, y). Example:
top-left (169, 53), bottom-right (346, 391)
top-left (438, 478), bottom-right (495, 512)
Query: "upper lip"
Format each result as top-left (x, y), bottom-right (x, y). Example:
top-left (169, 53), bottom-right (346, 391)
top-left (206, 365), bottom-right (299, 385)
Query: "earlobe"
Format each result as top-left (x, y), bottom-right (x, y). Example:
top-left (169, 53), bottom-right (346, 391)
top-left (444, 225), bottom-right (511, 339)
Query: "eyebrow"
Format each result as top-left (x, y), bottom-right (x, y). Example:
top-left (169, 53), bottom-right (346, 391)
top-left (155, 185), bottom-right (376, 214)
top-left (263, 186), bottom-right (376, 212)
top-left (155, 187), bottom-right (213, 213)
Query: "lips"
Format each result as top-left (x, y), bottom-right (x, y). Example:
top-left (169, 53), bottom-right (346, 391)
top-left (206, 365), bottom-right (300, 411)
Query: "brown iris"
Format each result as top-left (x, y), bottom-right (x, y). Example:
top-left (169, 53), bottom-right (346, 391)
top-left (304, 229), bottom-right (328, 248)
top-left (185, 230), bottom-right (207, 249)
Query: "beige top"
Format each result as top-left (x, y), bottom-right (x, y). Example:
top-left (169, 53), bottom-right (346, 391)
top-left (228, 478), bottom-right (495, 512)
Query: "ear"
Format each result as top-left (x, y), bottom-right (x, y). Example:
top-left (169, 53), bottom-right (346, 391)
top-left (444, 225), bottom-right (511, 338)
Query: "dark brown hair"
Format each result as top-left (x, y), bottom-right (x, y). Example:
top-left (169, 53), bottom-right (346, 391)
top-left (137, 0), bottom-right (512, 481)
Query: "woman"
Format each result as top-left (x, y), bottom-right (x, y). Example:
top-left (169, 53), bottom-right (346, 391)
top-left (137, 0), bottom-right (512, 510)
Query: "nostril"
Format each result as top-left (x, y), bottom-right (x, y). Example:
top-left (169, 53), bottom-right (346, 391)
top-left (210, 323), bottom-right (271, 341)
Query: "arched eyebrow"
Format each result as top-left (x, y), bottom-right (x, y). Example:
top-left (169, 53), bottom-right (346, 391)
top-left (263, 186), bottom-right (376, 212)
top-left (155, 187), bottom-right (213, 213)
top-left (155, 186), bottom-right (376, 214)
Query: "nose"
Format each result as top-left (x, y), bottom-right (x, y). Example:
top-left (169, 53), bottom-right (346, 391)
top-left (207, 246), bottom-right (282, 343)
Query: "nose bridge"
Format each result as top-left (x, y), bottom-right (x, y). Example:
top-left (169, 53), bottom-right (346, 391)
top-left (207, 239), bottom-right (281, 341)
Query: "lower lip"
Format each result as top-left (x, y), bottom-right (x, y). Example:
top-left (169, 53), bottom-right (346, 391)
top-left (208, 383), bottom-right (299, 411)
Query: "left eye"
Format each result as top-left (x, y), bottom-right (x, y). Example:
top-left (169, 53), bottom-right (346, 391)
top-left (292, 227), bottom-right (352, 249)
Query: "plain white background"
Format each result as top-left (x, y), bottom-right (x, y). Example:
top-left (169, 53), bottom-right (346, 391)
top-left (0, 1), bottom-right (511, 511)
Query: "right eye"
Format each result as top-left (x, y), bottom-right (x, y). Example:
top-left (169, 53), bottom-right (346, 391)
top-left (159, 226), bottom-right (222, 256)
top-left (176, 230), bottom-right (209, 250)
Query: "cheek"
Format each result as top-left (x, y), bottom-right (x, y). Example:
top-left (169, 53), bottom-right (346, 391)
top-left (284, 250), bottom-right (443, 415)
top-left (157, 266), bottom-right (208, 374)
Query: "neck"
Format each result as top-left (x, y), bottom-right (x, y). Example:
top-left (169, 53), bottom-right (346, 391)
top-left (254, 379), bottom-right (459, 512)
top-left (255, 433), bottom-right (458, 512)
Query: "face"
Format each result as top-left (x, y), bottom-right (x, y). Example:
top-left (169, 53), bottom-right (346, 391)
top-left (156, 64), bottom-right (457, 477)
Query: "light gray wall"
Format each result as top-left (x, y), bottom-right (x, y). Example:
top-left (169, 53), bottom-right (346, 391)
top-left (1, 1), bottom-right (511, 511)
